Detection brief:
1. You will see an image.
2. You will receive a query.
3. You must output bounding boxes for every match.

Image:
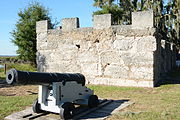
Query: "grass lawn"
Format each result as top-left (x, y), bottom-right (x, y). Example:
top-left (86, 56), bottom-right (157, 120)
top-left (0, 95), bottom-right (37, 119)
top-left (0, 63), bottom-right (179, 119)
top-left (0, 63), bottom-right (36, 80)
top-left (0, 72), bottom-right (6, 80)
top-left (89, 84), bottom-right (180, 120)
top-left (0, 84), bottom-right (179, 120)
top-left (0, 63), bottom-right (38, 119)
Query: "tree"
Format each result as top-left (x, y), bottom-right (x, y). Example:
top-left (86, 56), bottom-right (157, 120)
top-left (93, 0), bottom-right (115, 8)
top-left (93, 0), bottom-right (141, 24)
top-left (164, 0), bottom-right (179, 48)
top-left (93, 0), bottom-right (125, 25)
top-left (93, 4), bottom-right (123, 25)
top-left (11, 2), bottom-right (55, 65)
top-left (92, 0), bottom-right (180, 49)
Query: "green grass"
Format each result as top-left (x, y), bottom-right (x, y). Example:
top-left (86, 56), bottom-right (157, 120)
top-left (0, 85), bottom-right (180, 119)
top-left (0, 95), bottom-right (37, 120)
top-left (0, 62), bottom-right (179, 119)
top-left (0, 62), bottom-right (37, 119)
top-left (0, 63), bottom-right (36, 80)
top-left (5, 63), bottom-right (36, 71)
top-left (0, 67), bottom-right (6, 80)
top-left (88, 84), bottom-right (180, 120)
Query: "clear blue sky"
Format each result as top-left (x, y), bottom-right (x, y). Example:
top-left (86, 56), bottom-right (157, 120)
top-left (0, 0), bottom-right (169, 55)
top-left (0, 0), bottom-right (98, 55)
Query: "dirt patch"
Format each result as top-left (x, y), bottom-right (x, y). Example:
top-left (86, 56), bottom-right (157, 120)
top-left (0, 79), bottom-right (38, 96)
top-left (0, 85), bottom-right (38, 96)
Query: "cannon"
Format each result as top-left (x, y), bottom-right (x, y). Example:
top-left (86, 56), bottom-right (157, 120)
top-left (6, 69), bottom-right (99, 119)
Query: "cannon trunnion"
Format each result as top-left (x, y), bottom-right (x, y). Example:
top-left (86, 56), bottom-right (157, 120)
top-left (6, 69), bottom-right (99, 119)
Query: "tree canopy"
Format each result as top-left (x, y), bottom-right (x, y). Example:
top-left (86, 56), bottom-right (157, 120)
top-left (93, 0), bottom-right (179, 49)
top-left (11, 2), bottom-right (55, 64)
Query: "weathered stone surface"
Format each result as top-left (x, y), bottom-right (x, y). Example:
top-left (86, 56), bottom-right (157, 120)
top-left (130, 52), bottom-right (154, 66)
top-left (81, 63), bottom-right (98, 75)
top-left (130, 66), bottom-right (153, 80)
top-left (137, 36), bottom-right (157, 52)
top-left (61, 17), bottom-right (79, 31)
top-left (100, 51), bottom-right (123, 67)
top-left (36, 10), bottom-right (176, 88)
top-left (103, 64), bottom-right (129, 79)
top-left (92, 77), bottom-right (154, 87)
top-left (36, 20), bottom-right (48, 33)
top-left (77, 50), bottom-right (98, 63)
top-left (113, 38), bottom-right (136, 51)
top-left (93, 14), bottom-right (112, 29)
top-left (132, 10), bottom-right (154, 29)
top-left (36, 52), bottom-right (46, 72)
top-left (114, 25), bottom-right (156, 37)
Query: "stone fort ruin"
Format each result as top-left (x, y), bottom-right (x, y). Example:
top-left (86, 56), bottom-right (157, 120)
top-left (36, 10), bottom-right (176, 88)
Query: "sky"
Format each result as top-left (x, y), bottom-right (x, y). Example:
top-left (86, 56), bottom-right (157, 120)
top-left (0, 0), bottom-right (169, 55)
top-left (0, 0), bottom-right (98, 55)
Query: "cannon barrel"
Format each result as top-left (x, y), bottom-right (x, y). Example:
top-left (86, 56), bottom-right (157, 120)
top-left (6, 69), bottom-right (85, 86)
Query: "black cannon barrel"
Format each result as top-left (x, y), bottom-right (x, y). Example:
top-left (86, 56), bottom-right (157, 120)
top-left (6, 69), bottom-right (85, 86)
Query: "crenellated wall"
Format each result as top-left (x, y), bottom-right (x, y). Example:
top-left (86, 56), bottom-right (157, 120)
top-left (36, 10), bottom-right (176, 87)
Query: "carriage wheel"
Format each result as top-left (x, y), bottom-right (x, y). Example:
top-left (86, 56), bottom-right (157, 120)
top-left (32, 98), bottom-right (43, 113)
top-left (60, 102), bottom-right (75, 120)
top-left (88, 95), bottom-right (99, 108)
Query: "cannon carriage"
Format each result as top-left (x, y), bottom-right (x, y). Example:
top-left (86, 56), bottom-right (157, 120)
top-left (6, 69), bottom-right (99, 119)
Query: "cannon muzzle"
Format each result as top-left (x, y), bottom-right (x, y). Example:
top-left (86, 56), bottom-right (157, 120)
top-left (6, 69), bottom-right (85, 85)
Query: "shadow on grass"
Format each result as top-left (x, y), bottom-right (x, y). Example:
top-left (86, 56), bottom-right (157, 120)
top-left (0, 77), bottom-right (5, 80)
top-left (76, 99), bottom-right (129, 119)
top-left (6, 99), bottom-right (130, 120)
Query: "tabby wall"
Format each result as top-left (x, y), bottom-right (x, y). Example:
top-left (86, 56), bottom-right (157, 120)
top-left (36, 11), bottom-right (176, 87)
